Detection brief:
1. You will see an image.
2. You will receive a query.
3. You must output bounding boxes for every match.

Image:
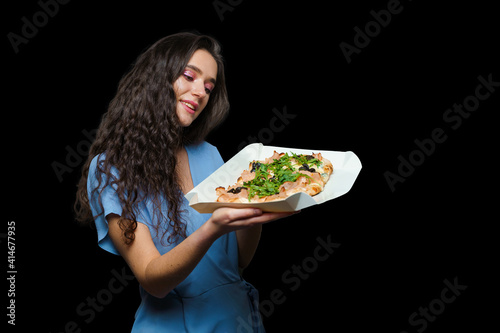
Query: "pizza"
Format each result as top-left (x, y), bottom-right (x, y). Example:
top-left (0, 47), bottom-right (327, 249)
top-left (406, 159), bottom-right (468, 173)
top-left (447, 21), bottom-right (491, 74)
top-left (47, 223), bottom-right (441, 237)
top-left (215, 151), bottom-right (333, 203)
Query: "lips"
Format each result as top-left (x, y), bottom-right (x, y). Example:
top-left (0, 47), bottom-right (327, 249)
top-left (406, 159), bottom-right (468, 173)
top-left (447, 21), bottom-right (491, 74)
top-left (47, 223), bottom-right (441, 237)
top-left (180, 100), bottom-right (199, 114)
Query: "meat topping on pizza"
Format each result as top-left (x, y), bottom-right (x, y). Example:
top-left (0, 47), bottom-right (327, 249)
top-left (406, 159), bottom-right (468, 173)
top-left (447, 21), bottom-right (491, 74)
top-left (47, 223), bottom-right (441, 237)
top-left (215, 151), bottom-right (333, 203)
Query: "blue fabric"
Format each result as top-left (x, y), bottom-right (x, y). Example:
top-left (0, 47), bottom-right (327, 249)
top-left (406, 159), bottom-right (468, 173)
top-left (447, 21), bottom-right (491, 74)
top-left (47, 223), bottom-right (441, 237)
top-left (87, 141), bottom-right (265, 332)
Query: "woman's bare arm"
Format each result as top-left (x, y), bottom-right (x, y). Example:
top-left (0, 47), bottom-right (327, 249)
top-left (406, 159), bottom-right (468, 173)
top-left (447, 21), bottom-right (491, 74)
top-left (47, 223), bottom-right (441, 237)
top-left (107, 208), bottom-right (294, 298)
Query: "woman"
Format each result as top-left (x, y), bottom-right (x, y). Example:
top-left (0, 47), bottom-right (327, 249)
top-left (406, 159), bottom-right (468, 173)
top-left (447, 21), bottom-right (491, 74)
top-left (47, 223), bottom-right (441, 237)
top-left (75, 32), bottom-right (294, 332)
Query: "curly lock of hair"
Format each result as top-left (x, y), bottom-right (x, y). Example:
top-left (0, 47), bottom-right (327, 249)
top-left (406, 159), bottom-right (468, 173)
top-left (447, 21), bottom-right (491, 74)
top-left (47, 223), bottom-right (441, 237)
top-left (74, 32), bottom-right (229, 245)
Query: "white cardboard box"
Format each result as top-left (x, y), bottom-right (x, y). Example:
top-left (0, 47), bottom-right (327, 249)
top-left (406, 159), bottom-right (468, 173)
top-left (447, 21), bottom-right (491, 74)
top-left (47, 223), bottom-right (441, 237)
top-left (185, 143), bottom-right (362, 213)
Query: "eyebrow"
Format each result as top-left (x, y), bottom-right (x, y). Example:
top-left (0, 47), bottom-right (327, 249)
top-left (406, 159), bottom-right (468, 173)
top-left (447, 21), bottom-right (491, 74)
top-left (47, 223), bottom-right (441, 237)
top-left (186, 64), bottom-right (216, 85)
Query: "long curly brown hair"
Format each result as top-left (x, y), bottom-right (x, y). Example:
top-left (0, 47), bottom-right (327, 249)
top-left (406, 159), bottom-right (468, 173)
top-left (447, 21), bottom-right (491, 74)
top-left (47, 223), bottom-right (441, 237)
top-left (74, 32), bottom-right (229, 245)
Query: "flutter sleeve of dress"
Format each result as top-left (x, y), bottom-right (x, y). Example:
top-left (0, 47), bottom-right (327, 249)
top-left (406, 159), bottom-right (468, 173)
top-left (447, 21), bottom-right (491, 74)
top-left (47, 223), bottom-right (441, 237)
top-left (87, 154), bottom-right (123, 255)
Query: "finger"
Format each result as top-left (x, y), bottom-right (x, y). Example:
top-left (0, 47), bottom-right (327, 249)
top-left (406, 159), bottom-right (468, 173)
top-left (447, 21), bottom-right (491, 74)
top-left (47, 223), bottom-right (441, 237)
top-left (215, 207), bottom-right (262, 223)
top-left (261, 211), bottom-right (297, 222)
top-left (233, 211), bottom-right (297, 226)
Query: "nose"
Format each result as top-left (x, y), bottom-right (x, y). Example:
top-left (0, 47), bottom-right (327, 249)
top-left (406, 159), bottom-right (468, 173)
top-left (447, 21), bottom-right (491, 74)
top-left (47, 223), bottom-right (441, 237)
top-left (191, 80), bottom-right (207, 98)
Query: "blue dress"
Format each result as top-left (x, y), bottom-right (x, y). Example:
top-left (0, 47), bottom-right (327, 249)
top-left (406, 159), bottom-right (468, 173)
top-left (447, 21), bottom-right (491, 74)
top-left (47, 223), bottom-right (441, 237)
top-left (87, 141), bottom-right (265, 332)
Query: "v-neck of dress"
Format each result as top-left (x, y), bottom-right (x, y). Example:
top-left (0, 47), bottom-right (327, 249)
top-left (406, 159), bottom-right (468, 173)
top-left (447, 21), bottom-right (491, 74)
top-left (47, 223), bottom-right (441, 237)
top-left (183, 145), bottom-right (196, 194)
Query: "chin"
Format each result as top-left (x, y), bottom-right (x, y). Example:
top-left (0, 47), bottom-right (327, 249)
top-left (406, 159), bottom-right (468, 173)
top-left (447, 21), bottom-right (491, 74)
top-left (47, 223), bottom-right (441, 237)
top-left (180, 120), bottom-right (193, 127)
top-left (176, 113), bottom-right (195, 127)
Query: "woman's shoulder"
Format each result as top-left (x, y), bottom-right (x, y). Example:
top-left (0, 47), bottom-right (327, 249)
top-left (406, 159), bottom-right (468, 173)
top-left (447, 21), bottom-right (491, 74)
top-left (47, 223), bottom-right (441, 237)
top-left (89, 153), bottom-right (105, 170)
top-left (88, 153), bottom-right (120, 182)
top-left (189, 140), bottom-right (216, 152)
top-left (188, 141), bottom-right (221, 159)
top-left (187, 141), bottom-right (225, 173)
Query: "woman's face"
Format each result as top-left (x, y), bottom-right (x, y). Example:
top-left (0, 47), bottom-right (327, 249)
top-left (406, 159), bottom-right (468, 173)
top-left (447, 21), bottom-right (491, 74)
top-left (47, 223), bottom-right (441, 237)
top-left (173, 49), bottom-right (218, 127)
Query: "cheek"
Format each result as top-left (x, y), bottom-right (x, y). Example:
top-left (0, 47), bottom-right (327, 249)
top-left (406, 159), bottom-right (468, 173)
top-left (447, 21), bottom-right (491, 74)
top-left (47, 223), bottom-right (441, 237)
top-left (172, 78), bottom-right (184, 97)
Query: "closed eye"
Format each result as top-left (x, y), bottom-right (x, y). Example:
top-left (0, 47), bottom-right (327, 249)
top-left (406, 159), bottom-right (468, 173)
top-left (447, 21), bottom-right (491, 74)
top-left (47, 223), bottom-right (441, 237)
top-left (183, 70), bottom-right (195, 81)
top-left (205, 85), bottom-right (214, 94)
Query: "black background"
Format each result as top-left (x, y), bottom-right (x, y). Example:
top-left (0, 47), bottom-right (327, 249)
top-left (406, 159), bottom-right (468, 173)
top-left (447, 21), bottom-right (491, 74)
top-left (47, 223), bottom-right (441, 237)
top-left (4, 0), bottom-right (499, 332)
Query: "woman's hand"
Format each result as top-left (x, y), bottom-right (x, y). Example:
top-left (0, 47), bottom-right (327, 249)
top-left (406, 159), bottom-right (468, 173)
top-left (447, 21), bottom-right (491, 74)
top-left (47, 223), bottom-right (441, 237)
top-left (204, 207), bottom-right (297, 240)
